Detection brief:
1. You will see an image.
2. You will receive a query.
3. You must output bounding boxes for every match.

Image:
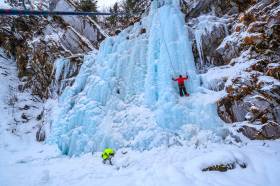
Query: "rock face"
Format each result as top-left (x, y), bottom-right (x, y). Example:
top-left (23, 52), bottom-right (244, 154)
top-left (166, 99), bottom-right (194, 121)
top-left (216, 0), bottom-right (280, 140)
top-left (184, 0), bottom-right (256, 71)
top-left (188, 15), bottom-right (229, 70)
top-left (238, 122), bottom-right (280, 140)
top-left (182, 0), bottom-right (254, 19)
top-left (0, 0), bottom-right (104, 99)
top-left (184, 0), bottom-right (280, 139)
top-left (218, 72), bottom-right (280, 124)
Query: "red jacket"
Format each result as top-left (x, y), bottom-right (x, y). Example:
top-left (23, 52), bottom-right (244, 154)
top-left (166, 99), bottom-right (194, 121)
top-left (173, 76), bottom-right (188, 85)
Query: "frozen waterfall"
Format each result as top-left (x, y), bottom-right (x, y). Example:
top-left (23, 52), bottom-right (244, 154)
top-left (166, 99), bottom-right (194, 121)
top-left (49, 0), bottom-right (224, 156)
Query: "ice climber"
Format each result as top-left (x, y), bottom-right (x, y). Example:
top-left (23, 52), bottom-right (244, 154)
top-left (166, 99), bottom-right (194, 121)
top-left (102, 148), bottom-right (115, 165)
top-left (172, 75), bottom-right (190, 97)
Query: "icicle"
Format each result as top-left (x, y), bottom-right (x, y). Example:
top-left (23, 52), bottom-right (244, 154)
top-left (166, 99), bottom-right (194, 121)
top-left (54, 58), bottom-right (67, 82)
top-left (194, 30), bottom-right (205, 67)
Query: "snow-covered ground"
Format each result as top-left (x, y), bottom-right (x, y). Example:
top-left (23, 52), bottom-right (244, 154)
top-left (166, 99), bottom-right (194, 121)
top-left (1, 41), bottom-right (280, 186)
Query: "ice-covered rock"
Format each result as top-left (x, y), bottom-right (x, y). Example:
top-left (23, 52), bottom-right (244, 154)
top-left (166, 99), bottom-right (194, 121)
top-left (238, 122), bottom-right (280, 140)
top-left (188, 15), bottom-right (229, 69)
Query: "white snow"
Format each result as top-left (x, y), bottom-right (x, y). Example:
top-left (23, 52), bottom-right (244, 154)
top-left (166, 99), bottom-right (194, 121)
top-left (0, 0), bottom-right (10, 8)
top-left (1, 124), bottom-right (280, 186)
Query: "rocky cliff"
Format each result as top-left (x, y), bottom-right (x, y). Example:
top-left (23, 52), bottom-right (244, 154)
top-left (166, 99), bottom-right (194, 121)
top-left (184, 0), bottom-right (280, 139)
top-left (0, 0), bottom-right (105, 99)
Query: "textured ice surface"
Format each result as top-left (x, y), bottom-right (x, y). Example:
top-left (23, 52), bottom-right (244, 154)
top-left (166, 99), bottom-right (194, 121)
top-left (50, 0), bottom-right (224, 156)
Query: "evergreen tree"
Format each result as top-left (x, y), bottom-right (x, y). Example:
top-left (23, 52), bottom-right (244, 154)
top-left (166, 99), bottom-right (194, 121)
top-left (121, 0), bottom-right (145, 22)
top-left (122, 0), bottom-right (137, 14)
top-left (79, 0), bottom-right (97, 12)
top-left (78, 0), bottom-right (98, 20)
top-left (106, 2), bottom-right (120, 27)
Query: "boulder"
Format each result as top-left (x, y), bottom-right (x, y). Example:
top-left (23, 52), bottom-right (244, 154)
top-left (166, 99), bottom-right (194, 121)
top-left (238, 122), bottom-right (280, 140)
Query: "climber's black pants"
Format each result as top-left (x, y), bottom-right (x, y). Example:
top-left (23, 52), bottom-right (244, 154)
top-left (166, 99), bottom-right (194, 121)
top-left (179, 84), bottom-right (188, 97)
top-left (103, 157), bottom-right (113, 165)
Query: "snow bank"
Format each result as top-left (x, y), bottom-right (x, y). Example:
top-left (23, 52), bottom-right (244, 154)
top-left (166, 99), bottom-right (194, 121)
top-left (2, 133), bottom-right (280, 186)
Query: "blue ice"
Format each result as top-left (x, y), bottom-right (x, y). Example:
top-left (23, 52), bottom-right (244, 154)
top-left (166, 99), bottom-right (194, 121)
top-left (49, 0), bottom-right (224, 156)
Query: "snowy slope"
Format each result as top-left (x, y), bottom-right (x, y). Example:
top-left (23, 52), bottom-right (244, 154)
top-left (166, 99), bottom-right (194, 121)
top-left (2, 127), bottom-right (280, 186)
top-left (0, 49), bottom-right (16, 135)
top-left (50, 0), bottom-right (225, 156)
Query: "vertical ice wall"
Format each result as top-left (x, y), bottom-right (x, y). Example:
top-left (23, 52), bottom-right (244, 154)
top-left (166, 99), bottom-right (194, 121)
top-left (50, 0), bottom-right (223, 156)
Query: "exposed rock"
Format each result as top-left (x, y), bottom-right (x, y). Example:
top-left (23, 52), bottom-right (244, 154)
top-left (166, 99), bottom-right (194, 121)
top-left (261, 122), bottom-right (280, 139)
top-left (202, 161), bottom-right (247, 172)
top-left (21, 113), bottom-right (30, 122)
top-left (115, 30), bottom-right (122, 35)
top-left (36, 110), bottom-right (44, 121)
top-left (266, 63), bottom-right (280, 80)
top-left (239, 12), bottom-right (256, 26)
top-left (218, 73), bottom-right (280, 125)
top-left (140, 28), bottom-right (146, 34)
top-left (238, 122), bottom-right (280, 140)
top-left (216, 38), bottom-right (240, 65)
top-left (183, 0), bottom-right (256, 20)
top-left (217, 96), bottom-right (236, 123)
top-left (243, 33), bottom-right (265, 46)
top-left (214, 0), bottom-right (280, 62)
top-left (212, 0), bottom-right (280, 139)
top-left (36, 126), bottom-right (46, 142)
top-left (247, 21), bottom-right (266, 33)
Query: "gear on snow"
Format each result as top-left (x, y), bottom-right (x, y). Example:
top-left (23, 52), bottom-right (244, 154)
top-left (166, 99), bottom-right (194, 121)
top-left (102, 148), bottom-right (115, 165)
